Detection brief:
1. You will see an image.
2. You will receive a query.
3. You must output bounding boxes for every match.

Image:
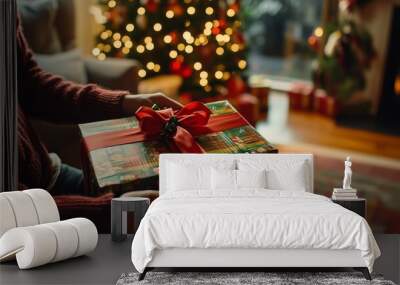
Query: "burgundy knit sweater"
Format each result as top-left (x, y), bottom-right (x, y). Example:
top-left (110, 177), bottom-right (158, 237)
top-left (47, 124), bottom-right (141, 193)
top-left (17, 21), bottom-right (129, 190)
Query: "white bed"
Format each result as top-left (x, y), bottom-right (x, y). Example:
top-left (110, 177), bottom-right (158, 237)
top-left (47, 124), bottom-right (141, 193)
top-left (131, 154), bottom-right (380, 280)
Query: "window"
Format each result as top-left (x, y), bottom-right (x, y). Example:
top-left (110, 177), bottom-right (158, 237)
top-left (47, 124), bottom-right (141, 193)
top-left (242, 0), bottom-right (325, 81)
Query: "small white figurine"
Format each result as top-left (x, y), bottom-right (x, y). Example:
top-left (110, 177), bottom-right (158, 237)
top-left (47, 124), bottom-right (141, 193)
top-left (343, 156), bottom-right (352, 189)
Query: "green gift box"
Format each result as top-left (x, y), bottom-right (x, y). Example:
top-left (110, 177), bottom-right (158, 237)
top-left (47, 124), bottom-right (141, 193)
top-left (79, 100), bottom-right (277, 195)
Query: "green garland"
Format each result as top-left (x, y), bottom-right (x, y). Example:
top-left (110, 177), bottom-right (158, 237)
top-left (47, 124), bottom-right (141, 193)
top-left (310, 20), bottom-right (375, 101)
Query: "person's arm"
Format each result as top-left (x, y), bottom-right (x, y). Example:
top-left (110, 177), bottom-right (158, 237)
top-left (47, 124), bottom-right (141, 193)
top-left (17, 20), bottom-right (181, 123)
top-left (121, 93), bottom-right (182, 115)
top-left (16, 22), bottom-right (130, 123)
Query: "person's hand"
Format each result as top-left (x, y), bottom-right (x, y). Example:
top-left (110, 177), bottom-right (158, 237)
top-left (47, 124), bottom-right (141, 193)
top-left (122, 93), bottom-right (183, 116)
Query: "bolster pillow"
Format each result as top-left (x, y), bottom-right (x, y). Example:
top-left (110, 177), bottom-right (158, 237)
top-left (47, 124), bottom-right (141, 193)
top-left (0, 189), bottom-right (98, 269)
top-left (0, 189), bottom-right (60, 237)
top-left (0, 218), bottom-right (98, 269)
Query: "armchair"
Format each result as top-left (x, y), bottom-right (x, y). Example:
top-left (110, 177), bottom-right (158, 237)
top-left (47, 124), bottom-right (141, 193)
top-left (0, 189), bottom-right (98, 269)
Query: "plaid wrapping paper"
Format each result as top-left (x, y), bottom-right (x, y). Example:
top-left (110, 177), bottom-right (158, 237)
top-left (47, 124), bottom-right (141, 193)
top-left (79, 100), bottom-right (277, 195)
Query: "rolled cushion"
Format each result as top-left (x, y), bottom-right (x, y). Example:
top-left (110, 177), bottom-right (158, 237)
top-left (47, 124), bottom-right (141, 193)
top-left (0, 196), bottom-right (17, 237)
top-left (0, 189), bottom-right (60, 237)
top-left (23, 189), bottom-right (60, 224)
top-left (0, 218), bottom-right (97, 269)
top-left (0, 192), bottom-right (39, 227)
top-left (42, 221), bottom-right (78, 262)
top-left (0, 226), bottom-right (57, 268)
top-left (65, 218), bottom-right (98, 257)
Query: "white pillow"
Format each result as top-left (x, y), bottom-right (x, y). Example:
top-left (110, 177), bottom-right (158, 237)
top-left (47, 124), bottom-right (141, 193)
top-left (211, 169), bottom-right (267, 190)
top-left (166, 159), bottom-right (236, 192)
top-left (211, 168), bottom-right (236, 190)
top-left (167, 163), bottom-right (210, 191)
top-left (238, 159), bottom-right (309, 191)
top-left (237, 169), bottom-right (267, 189)
top-left (266, 167), bottom-right (307, 191)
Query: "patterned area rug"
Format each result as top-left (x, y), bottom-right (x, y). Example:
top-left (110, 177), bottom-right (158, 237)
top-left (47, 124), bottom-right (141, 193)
top-left (116, 272), bottom-right (395, 285)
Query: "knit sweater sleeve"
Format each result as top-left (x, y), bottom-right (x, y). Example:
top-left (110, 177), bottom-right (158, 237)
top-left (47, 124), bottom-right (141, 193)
top-left (17, 21), bottom-right (129, 124)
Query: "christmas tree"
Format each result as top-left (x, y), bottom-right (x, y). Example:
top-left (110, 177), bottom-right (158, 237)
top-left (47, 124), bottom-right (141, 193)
top-left (93, 0), bottom-right (247, 98)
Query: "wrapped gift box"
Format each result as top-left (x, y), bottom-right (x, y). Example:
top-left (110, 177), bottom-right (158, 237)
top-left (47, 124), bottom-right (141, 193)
top-left (288, 82), bottom-right (314, 111)
top-left (250, 86), bottom-right (270, 112)
top-left (79, 100), bottom-right (277, 196)
top-left (313, 89), bottom-right (339, 117)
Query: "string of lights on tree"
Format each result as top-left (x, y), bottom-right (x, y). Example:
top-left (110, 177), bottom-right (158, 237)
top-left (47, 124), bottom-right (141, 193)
top-left (93, 0), bottom-right (247, 97)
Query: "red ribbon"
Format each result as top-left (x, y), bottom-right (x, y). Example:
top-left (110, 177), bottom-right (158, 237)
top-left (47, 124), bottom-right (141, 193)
top-left (83, 101), bottom-right (248, 153)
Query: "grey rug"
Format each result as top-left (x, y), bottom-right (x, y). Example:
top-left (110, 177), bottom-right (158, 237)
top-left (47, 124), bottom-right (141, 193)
top-left (117, 272), bottom-right (395, 285)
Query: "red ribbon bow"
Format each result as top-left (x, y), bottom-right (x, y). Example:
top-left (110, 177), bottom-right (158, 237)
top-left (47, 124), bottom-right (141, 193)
top-left (83, 101), bottom-right (248, 153)
top-left (135, 101), bottom-right (212, 153)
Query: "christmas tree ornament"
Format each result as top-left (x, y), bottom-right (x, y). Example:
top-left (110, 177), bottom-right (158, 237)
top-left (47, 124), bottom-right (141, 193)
top-left (146, 0), bottom-right (159, 13)
top-left (181, 65), bottom-right (193, 79)
top-left (307, 35), bottom-right (320, 52)
top-left (107, 6), bottom-right (127, 27)
top-left (227, 74), bottom-right (247, 97)
top-left (170, 59), bottom-right (182, 73)
top-left (169, 1), bottom-right (184, 17)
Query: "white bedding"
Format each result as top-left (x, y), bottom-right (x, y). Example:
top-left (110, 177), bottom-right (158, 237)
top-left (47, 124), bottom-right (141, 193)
top-left (131, 190), bottom-right (380, 273)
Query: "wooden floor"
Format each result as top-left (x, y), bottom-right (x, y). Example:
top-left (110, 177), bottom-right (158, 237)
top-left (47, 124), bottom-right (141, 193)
top-left (257, 93), bottom-right (400, 161)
